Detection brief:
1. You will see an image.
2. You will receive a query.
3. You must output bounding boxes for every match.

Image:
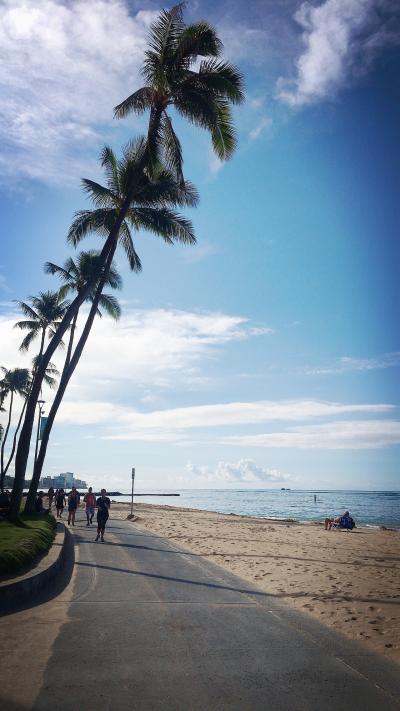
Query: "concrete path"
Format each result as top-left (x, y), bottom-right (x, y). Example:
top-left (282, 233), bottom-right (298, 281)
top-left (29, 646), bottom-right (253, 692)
top-left (1, 514), bottom-right (399, 710)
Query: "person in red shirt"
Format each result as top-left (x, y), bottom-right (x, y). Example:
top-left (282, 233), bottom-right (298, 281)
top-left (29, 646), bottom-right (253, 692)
top-left (83, 486), bottom-right (96, 526)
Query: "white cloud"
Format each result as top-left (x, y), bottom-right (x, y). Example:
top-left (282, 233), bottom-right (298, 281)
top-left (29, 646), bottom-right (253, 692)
top-left (308, 352), bottom-right (400, 374)
top-left (0, 305), bottom-right (271, 405)
top-left (186, 458), bottom-right (292, 483)
top-left (0, 0), bottom-right (155, 185)
top-left (223, 419), bottom-right (400, 449)
top-left (249, 115), bottom-right (272, 141)
top-left (103, 399), bottom-right (393, 441)
top-left (278, 0), bottom-right (400, 107)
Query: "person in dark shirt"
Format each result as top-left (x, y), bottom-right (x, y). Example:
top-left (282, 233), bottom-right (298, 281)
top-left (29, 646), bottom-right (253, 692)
top-left (95, 489), bottom-right (111, 542)
top-left (67, 486), bottom-right (80, 526)
top-left (34, 491), bottom-right (49, 514)
top-left (56, 489), bottom-right (66, 518)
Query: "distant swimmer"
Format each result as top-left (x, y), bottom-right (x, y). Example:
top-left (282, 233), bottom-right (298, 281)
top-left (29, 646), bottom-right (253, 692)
top-left (95, 489), bottom-right (111, 542)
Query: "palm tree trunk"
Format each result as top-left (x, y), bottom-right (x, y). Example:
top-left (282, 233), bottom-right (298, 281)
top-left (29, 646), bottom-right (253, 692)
top-left (25, 312), bottom-right (78, 512)
top-left (27, 250), bottom-right (117, 511)
top-left (2, 397), bottom-right (28, 479)
top-left (0, 390), bottom-right (14, 491)
top-left (10, 116), bottom-right (161, 521)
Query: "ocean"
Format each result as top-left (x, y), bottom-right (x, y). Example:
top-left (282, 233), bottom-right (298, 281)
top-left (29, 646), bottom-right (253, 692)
top-left (112, 489), bottom-right (400, 528)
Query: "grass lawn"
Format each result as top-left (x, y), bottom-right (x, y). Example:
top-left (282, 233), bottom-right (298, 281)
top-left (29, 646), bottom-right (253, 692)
top-left (0, 513), bottom-right (56, 575)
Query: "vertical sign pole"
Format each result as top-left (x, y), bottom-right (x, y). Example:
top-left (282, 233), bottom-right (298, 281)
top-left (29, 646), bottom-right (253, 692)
top-left (131, 467), bottom-right (135, 517)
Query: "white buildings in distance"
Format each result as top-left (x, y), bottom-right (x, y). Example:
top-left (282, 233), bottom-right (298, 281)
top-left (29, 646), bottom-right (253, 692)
top-left (39, 472), bottom-right (87, 490)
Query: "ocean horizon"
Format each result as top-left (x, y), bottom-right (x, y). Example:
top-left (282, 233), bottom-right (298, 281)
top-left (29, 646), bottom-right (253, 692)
top-left (111, 488), bottom-right (400, 528)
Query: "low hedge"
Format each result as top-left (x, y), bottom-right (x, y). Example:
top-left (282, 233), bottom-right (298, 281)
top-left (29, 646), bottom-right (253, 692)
top-left (0, 513), bottom-right (57, 575)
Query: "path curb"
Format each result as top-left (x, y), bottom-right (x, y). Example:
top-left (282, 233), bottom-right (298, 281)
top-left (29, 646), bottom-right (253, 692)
top-left (0, 521), bottom-right (66, 603)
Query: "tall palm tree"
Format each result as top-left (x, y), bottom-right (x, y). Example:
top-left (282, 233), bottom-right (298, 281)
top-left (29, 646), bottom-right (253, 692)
top-left (0, 361), bottom-right (59, 489)
top-left (114, 3), bottom-right (244, 180)
top-left (14, 291), bottom-right (69, 361)
top-left (45, 251), bottom-right (123, 370)
top-left (25, 253), bottom-right (123, 511)
top-left (0, 368), bottom-right (31, 491)
top-left (11, 4), bottom-right (243, 520)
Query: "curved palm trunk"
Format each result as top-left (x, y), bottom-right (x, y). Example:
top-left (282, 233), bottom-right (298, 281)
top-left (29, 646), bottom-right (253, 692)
top-left (27, 251), bottom-right (117, 511)
top-left (25, 312), bottom-right (78, 513)
top-left (2, 397), bottom-right (28, 480)
top-left (10, 115), bottom-right (160, 522)
top-left (0, 390), bottom-right (14, 491)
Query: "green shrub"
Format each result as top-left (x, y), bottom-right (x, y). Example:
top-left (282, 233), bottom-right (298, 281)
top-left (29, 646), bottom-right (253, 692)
top-left (0, 513), bottom-right (57, 575)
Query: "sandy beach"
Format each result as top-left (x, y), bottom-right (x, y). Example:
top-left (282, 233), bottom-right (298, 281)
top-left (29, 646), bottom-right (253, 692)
top-left (111, 501), bottom-right (400, 664)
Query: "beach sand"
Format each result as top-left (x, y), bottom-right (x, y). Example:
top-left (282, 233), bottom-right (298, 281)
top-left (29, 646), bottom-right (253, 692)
top-left (111, 502), bottom-right (400, 664)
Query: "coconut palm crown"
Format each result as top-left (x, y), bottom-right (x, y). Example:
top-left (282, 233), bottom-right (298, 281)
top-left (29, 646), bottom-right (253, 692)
top-left (14, 291), bottom-right (69, 354)
top-left (67, 139), bottom-right (198, 257)
top-left (45, 251), bottom-right (123, 321)
top-left (114, 3), bottom-right (244, 179)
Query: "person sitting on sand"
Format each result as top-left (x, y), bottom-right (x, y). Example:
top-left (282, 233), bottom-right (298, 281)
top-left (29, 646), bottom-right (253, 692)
top-left (325, 511), bottom-right (355, 530)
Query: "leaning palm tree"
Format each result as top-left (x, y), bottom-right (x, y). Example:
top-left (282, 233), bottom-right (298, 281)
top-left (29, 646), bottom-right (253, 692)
top-left (14, 291), bottom-right (69, 361)
top-left (11, 4), bottom-right (243, 521)
top-left (114, 3), bottom-right (244, 179)
top-left (0, 368), bottom-right (31, 491)
top-left (25, 253), bottom-right (123, 511)
top-left (1, 361), bottom-right (59, 489)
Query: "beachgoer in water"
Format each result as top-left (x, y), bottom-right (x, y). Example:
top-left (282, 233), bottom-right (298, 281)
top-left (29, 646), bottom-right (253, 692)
top-left (325, 510), bottom-right (355, 530)
top-left (56, 489), bottom-right (66, 518)
top-left (67, 486), bottom-right (80, 526)
top-left (95, 489), bottom-right (111, 542)
top-left (83, 487), bottom-right (96, 526)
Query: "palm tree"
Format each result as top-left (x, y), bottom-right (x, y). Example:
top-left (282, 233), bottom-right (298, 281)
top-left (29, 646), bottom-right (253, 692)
top-left (0, 368), bottom-right (31, 491)
top-left (114, 4), bottom-right (244, 180)
top-left (14, 291), bottom-right (69, 362)
top-left (0, 361), bottom-right (59, 489)
top-left (45, 251), bottom-right (123, 370)
top-left (24, 253), bottom-right (123, 511)
top-left (11, 4), bottom-right (243, 520)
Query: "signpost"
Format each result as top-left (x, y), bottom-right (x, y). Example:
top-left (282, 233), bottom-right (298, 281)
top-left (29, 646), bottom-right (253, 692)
top-left (131, 467), bottom-right (135, 517)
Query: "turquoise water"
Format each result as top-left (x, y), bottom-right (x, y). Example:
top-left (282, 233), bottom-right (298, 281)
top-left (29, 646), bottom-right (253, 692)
top-left (113, 489), bottom-right (400, 528)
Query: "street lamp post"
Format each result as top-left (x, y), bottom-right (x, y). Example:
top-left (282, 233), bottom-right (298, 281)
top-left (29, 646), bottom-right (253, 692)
top-left (131, 467), bottom-right (135, 517)
top-left (34, 399), bottom-right (45, 471)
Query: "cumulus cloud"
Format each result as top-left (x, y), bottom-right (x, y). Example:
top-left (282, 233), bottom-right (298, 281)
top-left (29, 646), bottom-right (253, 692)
top-left (277, 0), bottom-right (400, 107)
top-left (223, 419), bottom-right (400, 449)
top-left (186, 458), bottom-right (292, 483)
top-left (0, 0), bottom-right (155, 185)
top-left (0, 305), bottom-right (271, 403)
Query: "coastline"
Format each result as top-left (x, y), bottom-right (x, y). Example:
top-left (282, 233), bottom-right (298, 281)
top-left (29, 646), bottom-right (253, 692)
top-left (111, 501), bottom-right (400, 665)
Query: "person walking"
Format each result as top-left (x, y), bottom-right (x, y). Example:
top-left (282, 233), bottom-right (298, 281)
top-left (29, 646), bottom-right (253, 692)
top-left (55, 488), bottom-right (66, 518)
top-left (67, 486), bottom-right (80, 526)
top-left (83, 487), bottom-right (96, 526)
top-left (95, 489), bottom-right (111, 542)
top-left (47, 486), bottom-right (55, 509)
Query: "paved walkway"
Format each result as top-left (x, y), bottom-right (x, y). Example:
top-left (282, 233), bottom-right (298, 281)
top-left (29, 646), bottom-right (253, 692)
top-left (1, 514), bottom-right (399, 710)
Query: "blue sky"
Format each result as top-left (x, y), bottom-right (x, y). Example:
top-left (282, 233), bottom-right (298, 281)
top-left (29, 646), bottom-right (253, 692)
top-left (0, 0), bottom-right (399, 491)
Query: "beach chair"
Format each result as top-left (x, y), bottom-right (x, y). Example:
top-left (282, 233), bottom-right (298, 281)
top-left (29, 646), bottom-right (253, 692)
top-left (332, 515), bottom-right (355, 531)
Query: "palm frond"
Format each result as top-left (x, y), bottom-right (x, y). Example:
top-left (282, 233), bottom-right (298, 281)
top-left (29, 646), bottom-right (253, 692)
top-left (114, 87), bottom-right (154, 120)
top-left (161, 112), bottom-right (184, 182)
top-left (14, 320), bottom-right (40, 331)
top-left (44, 262), bottom-right (72, 281)
top-left (196, 59), bottom-right (245, 104)
top-left (118, 222), bottom-right (142, 272)
top-left (133, 207), bottom-right (196, 245)
top-left (100, 146), bottom-right (120, 194)
top-left (98, 293), bottom-right (121, 320)
top-left (14, 300), bottom-right (39, 320)
top-left (82, 179), bottom-right (115, 208)
top-left (18, 329), bottom-right (39, 353)
top-left (67, 209), bottom-right (118, 245)
top-left (172, 22), bottom-right (222, 69)
top-left (211, 100), bottom-right (237, 160)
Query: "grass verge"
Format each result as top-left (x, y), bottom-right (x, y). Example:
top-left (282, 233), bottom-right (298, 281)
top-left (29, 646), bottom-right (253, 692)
top-left (0, 513), bottom-right (57, 575)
